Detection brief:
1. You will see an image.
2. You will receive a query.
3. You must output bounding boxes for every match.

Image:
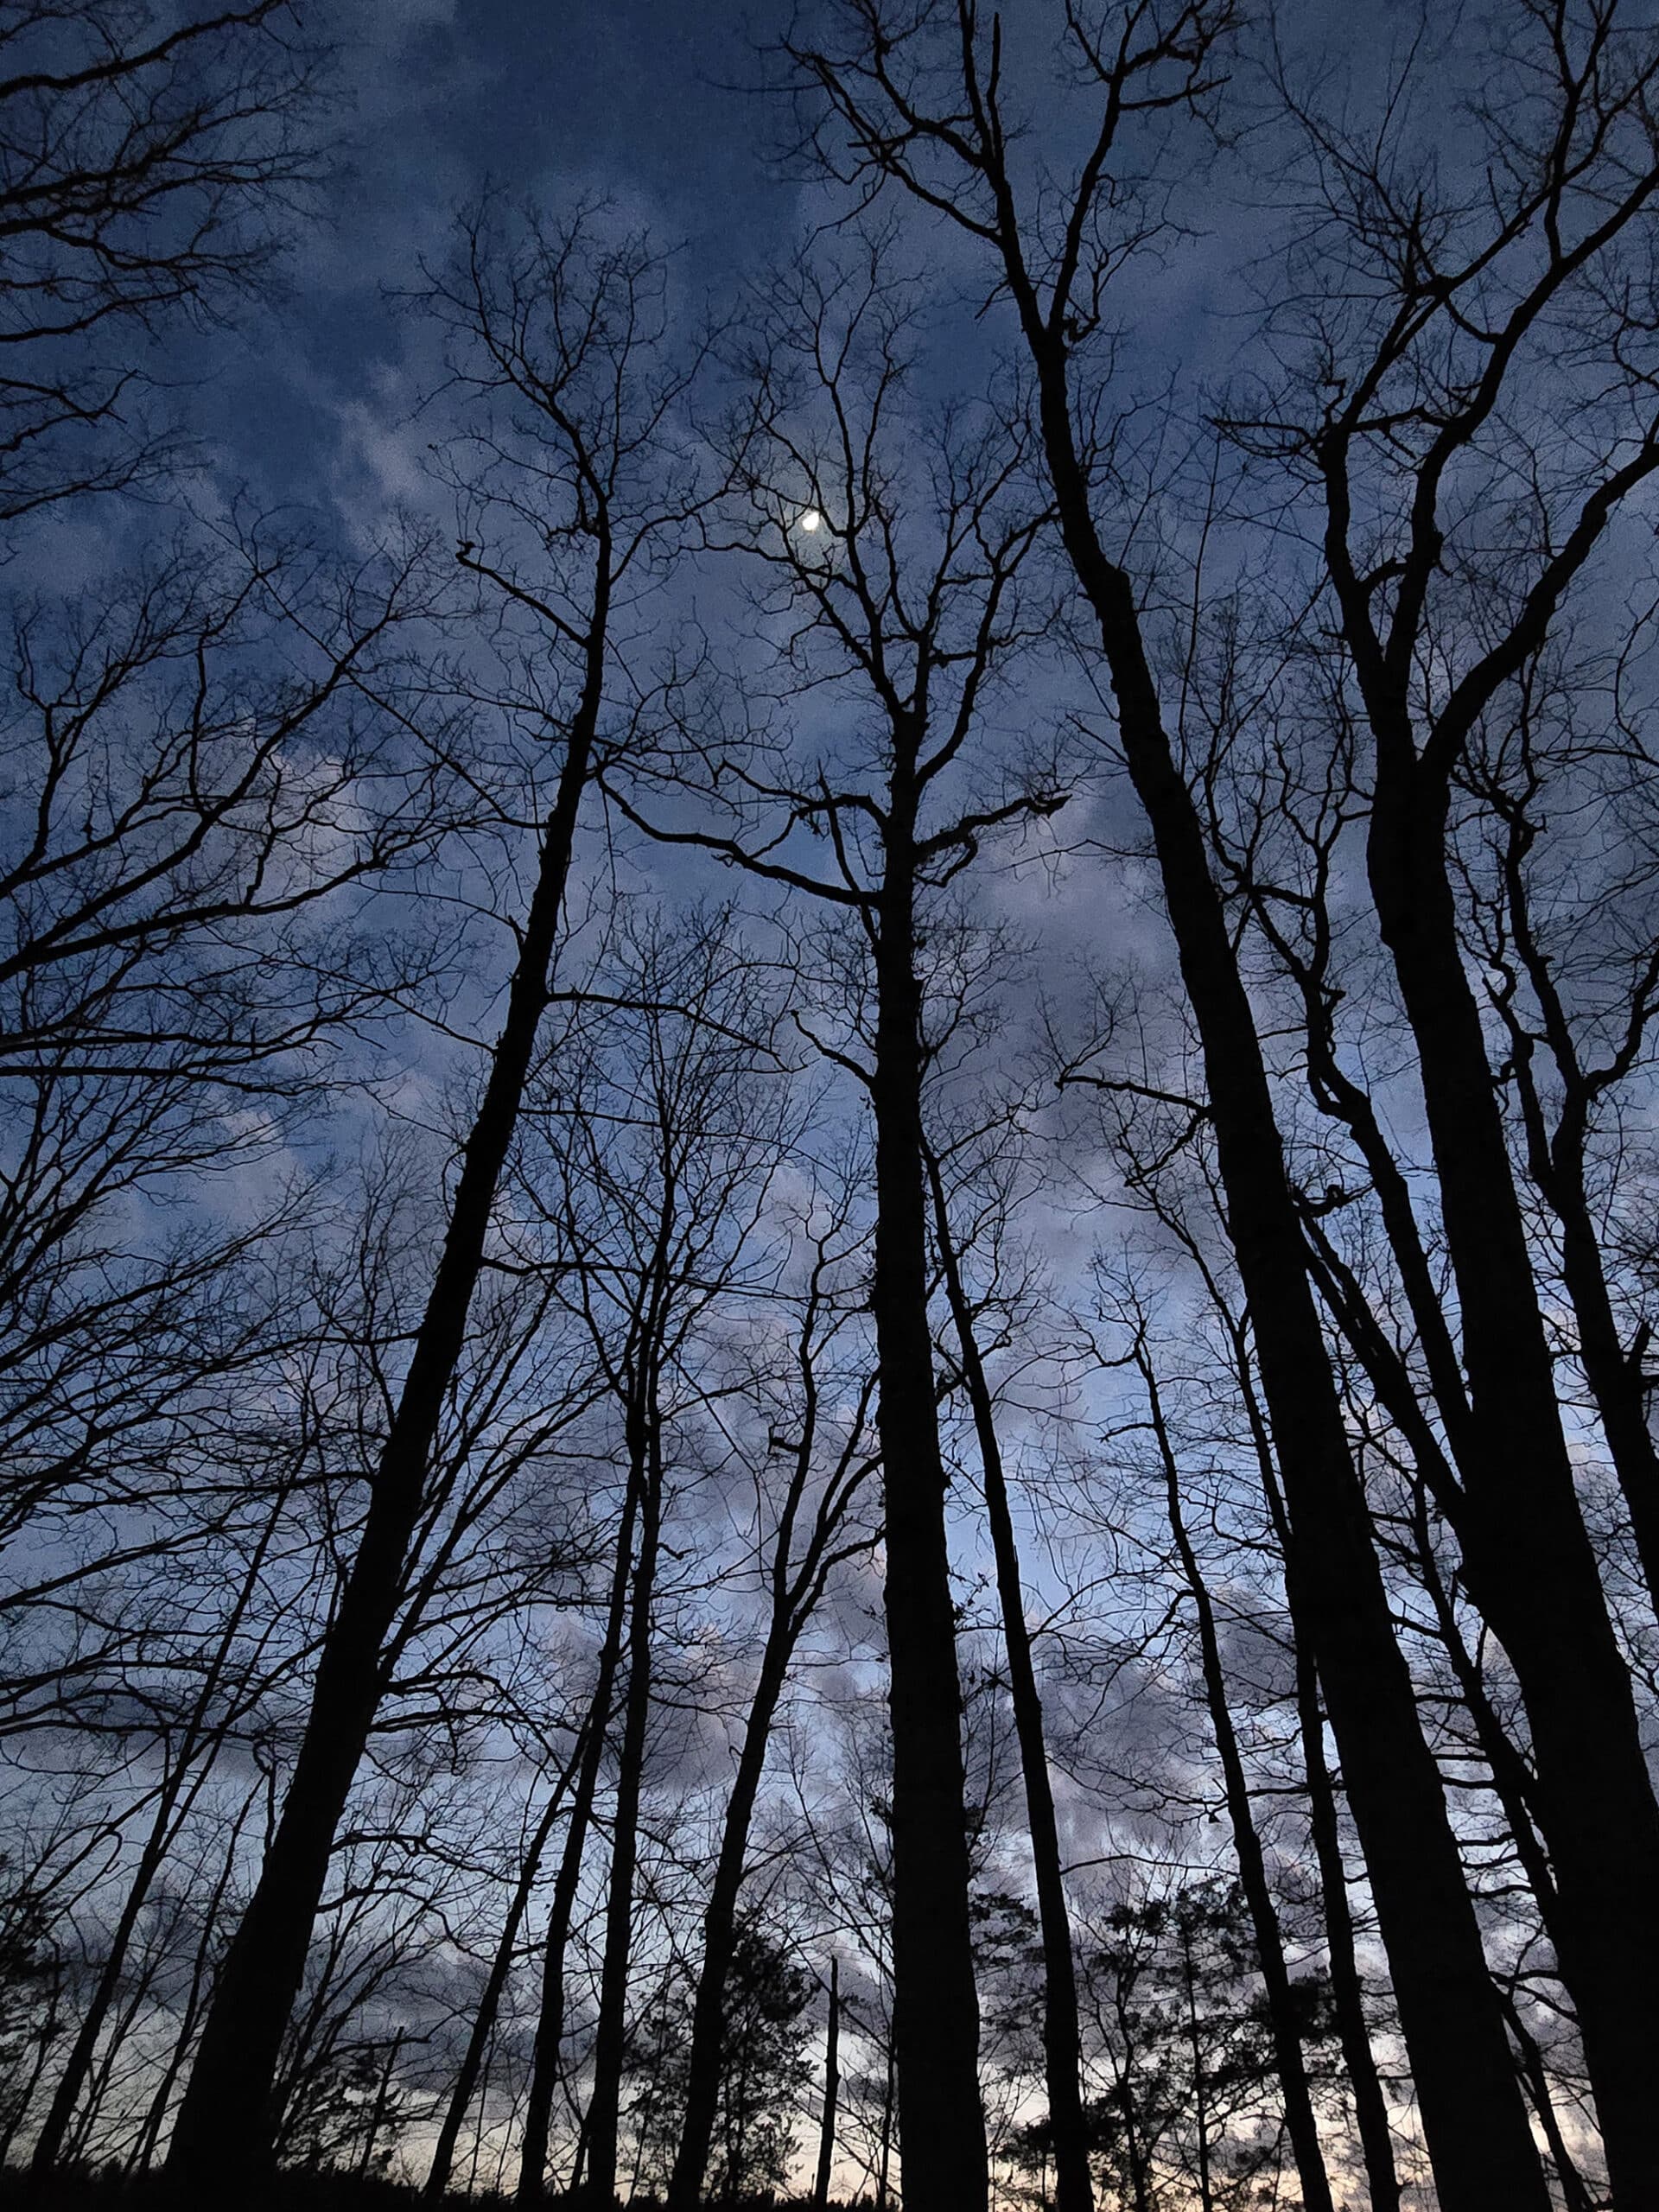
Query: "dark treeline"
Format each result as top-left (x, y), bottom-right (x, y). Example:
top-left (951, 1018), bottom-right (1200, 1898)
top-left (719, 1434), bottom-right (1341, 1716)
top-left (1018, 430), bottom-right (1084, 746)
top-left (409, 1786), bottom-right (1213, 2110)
top-left (3, 4), bottom-right (1659, 2210)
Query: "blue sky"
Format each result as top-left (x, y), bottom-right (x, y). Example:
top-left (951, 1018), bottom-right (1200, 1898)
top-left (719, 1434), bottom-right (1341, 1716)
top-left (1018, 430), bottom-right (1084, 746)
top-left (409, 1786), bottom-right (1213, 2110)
top-left (197, 3), bottom-right (787, 510)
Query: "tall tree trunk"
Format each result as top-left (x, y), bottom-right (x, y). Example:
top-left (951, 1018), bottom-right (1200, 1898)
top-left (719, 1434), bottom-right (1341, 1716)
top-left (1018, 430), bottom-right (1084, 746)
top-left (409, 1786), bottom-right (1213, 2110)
top-left (1233, 1328), bottom-right (1399, 2210)
top-left (868, 785), bottom-right (988, 2212)
top-left (130, 1780), bottom-right (259, 2174)
top-left (580, 1404), bottom-right (664, 2209)
top-left (1548, 1178), bottom-right (1659, 1599)
top-left (1495, 839), bottom-right (1659, 1603)
top-left (425, 1726), bottom-right (594, 2201)
top-left (1500, 1987), bottom-right (1594, 2212)
top-left (1180, 1919), bottom-right (1215, 2212)
top-left (1136, 1348), bottom-right (1334, 2212)
top-left (1115, 2021), bottom-right (1154, 2212)
top-left (1293, 1642), bottom-right (1400, 2211)
top-left (813, 1957), bottom-right (840, 2212)
top-left (874, 2035), bottom-right (894, 2212)
top-left (517, 1515), bottom-right (641, 2201)
top-left (356, 2031), bottom-right (404, 2181)
top-left (1024, 339), bottom-right (1546, 2209)
top-left (165, 584), bottom-right (610, 2189)
top-left (925, 1147), bottom-right (1092, 2212)
top-left (514, 1465), bottom-right (644, 2205)
top-left (33, 1503), bottom-right (281, 2172)
top-left (1364, 770), bottom-right (1659, 2201)
top-left (664, 1649), bottom-right (789, 2209)
top-left (1294, 1215), bottom-right (1567, 1942)
top-left (666, 1243), bottom-right (872, 2210)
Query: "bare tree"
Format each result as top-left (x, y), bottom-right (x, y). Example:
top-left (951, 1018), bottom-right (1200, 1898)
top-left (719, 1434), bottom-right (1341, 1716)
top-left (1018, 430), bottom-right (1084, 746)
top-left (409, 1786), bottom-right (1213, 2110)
top-left (811, 1955), bottom-right (841, 2211)
top-left (163, 202), bottom-right (696, 2183)
top-left (1101, 1297), bottom-right (1335, 2212)
top-left (1233, 13), bottom-right (1659, 2183)
top-left (924, 1136), bottom-right (1095, 2212)
top-left (784, 10), bottom-right (1549, 2204)
top-left (609, 245), bottom-right (1064, 2212)
top-left (511, 911), bottom-right (796, 2206)
top-left (665, 1173), bottom-right (879, 2211)
top-left (27, 1478), bottom-right (289, 2170)
top-left (0, 0), bottom-right (328, 518)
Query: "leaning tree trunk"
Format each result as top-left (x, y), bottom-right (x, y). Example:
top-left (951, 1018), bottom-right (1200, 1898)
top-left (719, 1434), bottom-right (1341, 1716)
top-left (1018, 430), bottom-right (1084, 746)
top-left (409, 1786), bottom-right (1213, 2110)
top-left (1366, 766), bottom-right (1659, 2202)
top-left (579, 1400), bottom-right (664, 2209)
top-left (33, 1498), bottom-right (281, 2173)
top-left (1501, 1988), bottom-right (1595, 2212)
top-left (1238, 1336), bottom-right (1399, 2210)
top-left (866, 782), bottom-right (988, 2212)
top-left (925, 1148), bottom-right (1092, 2212)
top-left (515, 1459), bottom-right (645, 2204)
top-left (1294, 1641), bottom-right (1400, 2211)
top-left (664, 1627), bottom-right (795, 2204)
top-left (425, 1716), bottom-right (597, 2201)
top-left (165, 582), bottom-right (611, 2189)
top-left (1025, 336), bottom-right (1548, 2210)
top-left (1139, 1352), bottom-right (1335, 2212)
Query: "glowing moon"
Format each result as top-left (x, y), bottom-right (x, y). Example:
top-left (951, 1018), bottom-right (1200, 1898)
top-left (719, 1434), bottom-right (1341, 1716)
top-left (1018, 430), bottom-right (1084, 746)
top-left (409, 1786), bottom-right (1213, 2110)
top-left (799, 508), bottom-right (823, 533)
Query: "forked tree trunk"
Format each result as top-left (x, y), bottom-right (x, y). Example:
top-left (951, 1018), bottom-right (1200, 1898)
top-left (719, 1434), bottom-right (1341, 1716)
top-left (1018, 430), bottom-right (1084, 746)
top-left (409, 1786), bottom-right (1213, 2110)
top-left (1365, 771), bottom-right (1659, 2200)
top-left (925, 1148), bottom-right (1092, 2212)
top-left (166, 582), bottom-right (610, 2189)
top-left (1023, 340), bottom-right (1547, 2209)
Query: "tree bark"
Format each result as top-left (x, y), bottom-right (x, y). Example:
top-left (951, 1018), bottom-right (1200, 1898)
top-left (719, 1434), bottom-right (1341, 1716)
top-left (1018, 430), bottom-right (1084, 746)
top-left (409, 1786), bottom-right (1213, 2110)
top-left (516, 1465), bottom-right (643, 2204)
top-left (32, 1500), bottom-right (280, 2173)
top-left (424, 1727), bottom-right (592, 2201)
top-left (868, 778), bottom-right (988, 2212)
top-left (1021, 334), bottom-right (1547, 2209)
top-left (165, 570), bottom-right (609, 2189)
top-left (925, 1147), bottom-right (1092, 2212)
top-left (1136, 1348), bottom-right (1334, 2212)
top-left (813, 1957), bottom-right (840, 2211)
top-left (580, 1402), bottom-right (664, 2209)
top-left (1363, 761), bottom-right (1659, 2201)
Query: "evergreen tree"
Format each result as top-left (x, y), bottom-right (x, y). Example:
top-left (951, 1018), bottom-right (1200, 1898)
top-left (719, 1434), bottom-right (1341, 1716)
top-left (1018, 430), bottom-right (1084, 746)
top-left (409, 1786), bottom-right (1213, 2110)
top-left (627, 1916), bottom-right (813, 2202)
